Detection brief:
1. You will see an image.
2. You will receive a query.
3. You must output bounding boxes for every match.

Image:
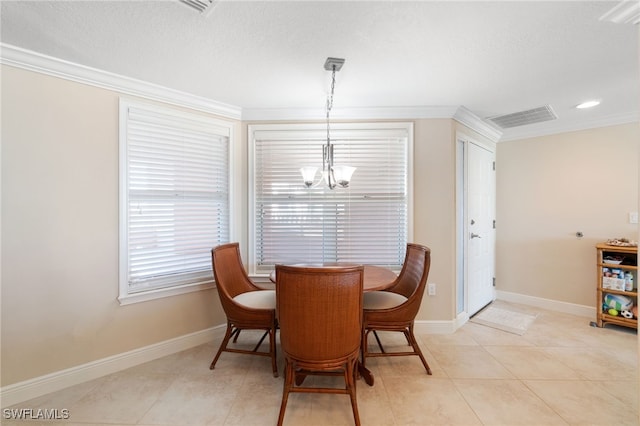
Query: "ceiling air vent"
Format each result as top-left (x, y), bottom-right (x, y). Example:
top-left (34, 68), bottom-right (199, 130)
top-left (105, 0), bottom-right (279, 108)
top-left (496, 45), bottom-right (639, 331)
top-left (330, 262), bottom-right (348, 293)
top-left (487, 105), bottom-right (558, 129)
top-left (179, 0), bottom-right (216, 14)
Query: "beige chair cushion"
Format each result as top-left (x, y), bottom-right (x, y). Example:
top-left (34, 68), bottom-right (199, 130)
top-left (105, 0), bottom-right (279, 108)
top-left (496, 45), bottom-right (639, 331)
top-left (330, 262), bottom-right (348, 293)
top-left (363, 291), bottom-right (408, 310)
top-left (233, 290), bottom-right (276, 309)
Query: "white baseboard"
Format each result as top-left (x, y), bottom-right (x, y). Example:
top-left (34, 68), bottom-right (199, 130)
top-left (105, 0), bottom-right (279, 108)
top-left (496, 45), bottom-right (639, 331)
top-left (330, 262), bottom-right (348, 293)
top-left (1, 326), bottom-right (222, 408)
top-left (455, 311), bottom-right (470, 329)
top-left (415, 292), bottom-right (594, 336)
top-left (496, 290), bottom-right (595, 318)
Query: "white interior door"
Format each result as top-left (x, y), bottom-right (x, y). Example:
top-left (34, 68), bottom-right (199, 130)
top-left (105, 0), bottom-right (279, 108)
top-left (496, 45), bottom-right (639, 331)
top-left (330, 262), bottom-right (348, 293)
top-left (466, 141), bottom-right (496, 316)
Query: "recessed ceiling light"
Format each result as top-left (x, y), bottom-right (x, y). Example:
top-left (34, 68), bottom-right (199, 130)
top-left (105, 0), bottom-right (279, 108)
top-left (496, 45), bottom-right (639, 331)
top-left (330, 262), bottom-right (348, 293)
top-left (576, 100), bottom-right (601, 109)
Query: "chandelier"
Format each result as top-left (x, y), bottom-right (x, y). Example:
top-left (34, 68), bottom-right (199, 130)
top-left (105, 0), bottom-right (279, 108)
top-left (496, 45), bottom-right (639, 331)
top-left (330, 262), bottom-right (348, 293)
top-left (300, 57), bottom-right (355, 189)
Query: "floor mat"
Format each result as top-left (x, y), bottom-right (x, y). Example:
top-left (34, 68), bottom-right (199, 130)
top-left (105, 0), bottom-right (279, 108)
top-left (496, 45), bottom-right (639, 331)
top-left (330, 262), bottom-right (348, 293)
top-left (470, 305), bottom-right (537, 335)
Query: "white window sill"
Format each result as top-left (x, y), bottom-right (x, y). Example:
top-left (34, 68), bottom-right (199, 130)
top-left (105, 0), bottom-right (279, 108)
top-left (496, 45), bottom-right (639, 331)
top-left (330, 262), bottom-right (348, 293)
top-left (118, 281), bottom-right (215, 306)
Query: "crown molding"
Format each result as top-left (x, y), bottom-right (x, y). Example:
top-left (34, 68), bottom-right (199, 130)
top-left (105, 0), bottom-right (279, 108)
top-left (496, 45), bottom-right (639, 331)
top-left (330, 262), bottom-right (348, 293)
top-left (0, 43), bottom-right (242, 120)
top-left (453, 106), bottom-right (503, 142)
top-left (241, 105), bottom-right (460, 121)
top-left (242, 107), bottom-right (325, 121)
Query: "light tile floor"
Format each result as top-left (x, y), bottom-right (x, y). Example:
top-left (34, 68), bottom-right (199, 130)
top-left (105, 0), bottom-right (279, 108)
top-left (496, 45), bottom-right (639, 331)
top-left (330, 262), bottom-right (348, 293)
top-left (5, 301), bottom-right (639, 425)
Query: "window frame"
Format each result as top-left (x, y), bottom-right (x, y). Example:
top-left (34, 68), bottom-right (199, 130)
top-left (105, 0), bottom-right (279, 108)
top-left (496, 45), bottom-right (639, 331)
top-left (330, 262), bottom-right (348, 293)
top-left (247, 122), bottom-right (414, 277)
top-left (118, 98), bottom-right (235, 305)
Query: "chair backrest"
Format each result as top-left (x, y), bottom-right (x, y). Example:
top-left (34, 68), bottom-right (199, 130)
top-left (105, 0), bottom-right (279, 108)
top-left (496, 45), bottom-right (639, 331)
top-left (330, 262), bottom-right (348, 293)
top-left (386, 243), bottom-right (431, 318)
top-left (212, 243), bottom-right (261, 314)
top-left (275, 265), bottom-right (364, 363)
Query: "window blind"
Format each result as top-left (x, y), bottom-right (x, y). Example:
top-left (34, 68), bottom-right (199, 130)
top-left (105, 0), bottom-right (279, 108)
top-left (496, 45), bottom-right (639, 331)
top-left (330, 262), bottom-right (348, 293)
top-left (121, 101), bottom-right (230, 295)
top-left (250, 124), bottom-right (410, 275)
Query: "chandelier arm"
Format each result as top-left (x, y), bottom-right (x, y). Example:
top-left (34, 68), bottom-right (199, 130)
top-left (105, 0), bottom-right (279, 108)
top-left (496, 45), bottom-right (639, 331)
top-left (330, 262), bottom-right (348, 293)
top-left (328, 169), bottom-right (336, 189)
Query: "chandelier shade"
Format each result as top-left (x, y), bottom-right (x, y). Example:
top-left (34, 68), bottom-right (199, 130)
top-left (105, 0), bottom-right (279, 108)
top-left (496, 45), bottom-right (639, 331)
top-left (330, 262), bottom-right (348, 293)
top-left (300, 166), bottom-right (318, 187)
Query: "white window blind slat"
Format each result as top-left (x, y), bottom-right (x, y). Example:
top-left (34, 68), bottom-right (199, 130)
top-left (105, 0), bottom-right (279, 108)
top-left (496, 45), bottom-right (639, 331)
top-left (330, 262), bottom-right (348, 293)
top-left (120, 100), bottom-right (230, 296)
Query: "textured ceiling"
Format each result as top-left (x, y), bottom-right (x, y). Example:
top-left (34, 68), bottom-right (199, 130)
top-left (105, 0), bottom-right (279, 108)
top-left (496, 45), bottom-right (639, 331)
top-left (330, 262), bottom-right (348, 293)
top-left (1, 0), bottom-right (638, 140)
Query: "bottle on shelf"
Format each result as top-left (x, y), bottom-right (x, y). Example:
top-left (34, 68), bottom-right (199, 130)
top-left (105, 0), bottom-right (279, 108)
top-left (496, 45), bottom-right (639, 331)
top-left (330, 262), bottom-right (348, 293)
top-left (625, 271), bottom-right (633, 291)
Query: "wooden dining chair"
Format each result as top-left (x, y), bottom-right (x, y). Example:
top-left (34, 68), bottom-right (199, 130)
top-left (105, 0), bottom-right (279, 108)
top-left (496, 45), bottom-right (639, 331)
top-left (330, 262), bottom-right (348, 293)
top-left (361, 243), bottom-right (432, 375)
top-left (209, 243), bottom-right (278, 377)
top-left (275, 265), bottom-right (364, 426)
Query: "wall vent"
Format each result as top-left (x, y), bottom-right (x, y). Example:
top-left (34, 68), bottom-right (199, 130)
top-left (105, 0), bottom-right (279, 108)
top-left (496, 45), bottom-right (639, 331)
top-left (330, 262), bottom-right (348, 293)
top-left (487, 105), bottom-right (558, 129)
top-left (179, 0), bottom-right (216, 14)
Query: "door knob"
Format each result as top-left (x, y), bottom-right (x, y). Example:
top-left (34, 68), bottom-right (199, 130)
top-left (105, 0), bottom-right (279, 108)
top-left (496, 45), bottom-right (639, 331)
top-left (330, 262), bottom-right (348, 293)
top-left (470, 233), bottom-right (481, 239)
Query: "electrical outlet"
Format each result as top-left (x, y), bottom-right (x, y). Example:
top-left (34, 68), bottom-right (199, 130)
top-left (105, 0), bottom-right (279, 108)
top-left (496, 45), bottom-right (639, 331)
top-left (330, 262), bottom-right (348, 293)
top-left (629, 212), bottom-right (638, 224)
top-left (427, 283), bottom-right (436, 296)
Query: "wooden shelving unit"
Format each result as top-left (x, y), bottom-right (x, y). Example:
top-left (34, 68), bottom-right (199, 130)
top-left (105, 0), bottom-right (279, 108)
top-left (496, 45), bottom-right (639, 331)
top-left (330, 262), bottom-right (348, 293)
top-left (595, 243), bottom-right (638, 329)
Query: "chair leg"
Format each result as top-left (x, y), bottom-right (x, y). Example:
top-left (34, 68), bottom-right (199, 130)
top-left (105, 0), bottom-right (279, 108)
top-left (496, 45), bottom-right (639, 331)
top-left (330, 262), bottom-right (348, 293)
top-left (277, 357), bottom-right (362, 425)
top-left (251, 330), bottom-right (270, 352)
top-left (232, 328), bottom-right (241, 343)
top-left (210, 322), bottom-right (233, 370)
top-left (363, 326), bottom-right (432, 376)
top-left (294, 371), bottom-right (307, 386)
top-left (403, 329), bottom-right (411, 345)
top-left (277, 360), bottom-right (293, 426)
top-left (407, 324), bottom-right (432, 375)
top-left (373, 330), bottom-right (385, 353)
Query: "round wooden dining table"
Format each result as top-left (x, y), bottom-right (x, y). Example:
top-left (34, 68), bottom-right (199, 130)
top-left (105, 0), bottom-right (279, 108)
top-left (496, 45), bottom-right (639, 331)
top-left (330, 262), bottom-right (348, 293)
top-left (269, 264), bottom-right (396, 291)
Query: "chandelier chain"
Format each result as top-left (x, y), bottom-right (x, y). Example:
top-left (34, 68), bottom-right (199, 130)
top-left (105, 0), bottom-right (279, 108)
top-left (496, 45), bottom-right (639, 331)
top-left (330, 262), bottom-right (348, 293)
top-left (326, 65), bottom-right (336, 144)
top-left (325, 65), bottom-right (337, 188)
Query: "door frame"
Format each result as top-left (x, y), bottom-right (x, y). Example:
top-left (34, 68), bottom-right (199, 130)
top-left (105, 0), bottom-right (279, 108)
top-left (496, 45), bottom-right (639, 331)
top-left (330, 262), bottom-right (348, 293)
top-left (455, 132), bottom-right (497, 325)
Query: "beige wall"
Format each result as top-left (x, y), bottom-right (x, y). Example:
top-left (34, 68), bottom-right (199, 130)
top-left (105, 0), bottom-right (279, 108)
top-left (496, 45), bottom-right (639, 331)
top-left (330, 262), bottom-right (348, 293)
top-left (413, 119), bottom-right (458, 321)
top-left (1, 66), bottom-right (228, 386)
top-left (496, 124), bottom-right (639, 306)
